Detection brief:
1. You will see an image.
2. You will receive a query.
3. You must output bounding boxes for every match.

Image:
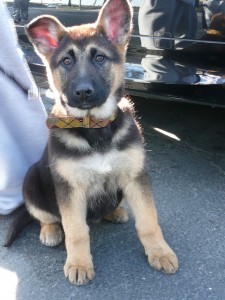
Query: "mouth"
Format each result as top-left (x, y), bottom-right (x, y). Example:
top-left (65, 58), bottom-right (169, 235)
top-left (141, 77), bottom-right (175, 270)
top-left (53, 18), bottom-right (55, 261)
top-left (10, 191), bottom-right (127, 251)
top-left (68, 102), bottom-right (96, 110)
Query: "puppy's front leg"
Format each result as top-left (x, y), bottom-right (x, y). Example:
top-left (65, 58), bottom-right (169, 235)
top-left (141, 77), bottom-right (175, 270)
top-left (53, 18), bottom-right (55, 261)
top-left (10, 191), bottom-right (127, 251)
top-left (59, 192), bottom-right (95, 285)
top-left (123, 171), bottom-right (179, 274)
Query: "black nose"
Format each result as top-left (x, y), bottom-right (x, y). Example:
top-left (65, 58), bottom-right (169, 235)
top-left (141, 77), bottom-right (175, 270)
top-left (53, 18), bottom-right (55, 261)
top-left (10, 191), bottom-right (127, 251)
top-left (74, 83), bottom-right (94, 102)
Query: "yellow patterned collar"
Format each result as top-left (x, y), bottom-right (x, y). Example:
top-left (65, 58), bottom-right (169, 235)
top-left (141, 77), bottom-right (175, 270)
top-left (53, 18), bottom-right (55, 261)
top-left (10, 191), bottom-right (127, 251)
top-left (46, 111), bottom-right (117, 129)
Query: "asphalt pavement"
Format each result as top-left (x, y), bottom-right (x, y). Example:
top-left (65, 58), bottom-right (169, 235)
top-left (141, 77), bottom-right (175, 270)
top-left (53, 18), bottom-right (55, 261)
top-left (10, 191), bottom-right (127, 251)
top-left (1, 94), bottom-right (225, 299)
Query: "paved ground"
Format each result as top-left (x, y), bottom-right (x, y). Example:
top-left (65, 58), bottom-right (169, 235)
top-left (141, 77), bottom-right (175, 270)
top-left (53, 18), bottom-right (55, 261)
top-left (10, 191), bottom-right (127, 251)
top-left (1, 95), bottom-right (225, 300)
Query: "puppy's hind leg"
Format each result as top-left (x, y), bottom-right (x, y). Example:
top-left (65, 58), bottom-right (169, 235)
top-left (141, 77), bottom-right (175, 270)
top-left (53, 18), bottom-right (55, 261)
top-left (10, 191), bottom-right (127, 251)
top-left (23, 163), bottom-right (63, 247)
top-left (27, 203), bottom-right (63, 247)
top-left (40, 222), bottom-right (63, 247)
top-left (104, 206), bottom-right (129, 224)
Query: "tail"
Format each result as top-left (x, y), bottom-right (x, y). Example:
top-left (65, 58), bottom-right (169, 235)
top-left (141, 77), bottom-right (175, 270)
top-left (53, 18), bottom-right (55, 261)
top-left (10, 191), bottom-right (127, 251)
top-left (3, 204), bottom-right (34, 247)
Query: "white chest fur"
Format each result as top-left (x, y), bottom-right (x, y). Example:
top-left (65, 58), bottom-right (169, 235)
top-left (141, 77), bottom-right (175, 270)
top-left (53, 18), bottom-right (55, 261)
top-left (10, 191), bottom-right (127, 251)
top-left (54, 146), bottom-right (144, 190)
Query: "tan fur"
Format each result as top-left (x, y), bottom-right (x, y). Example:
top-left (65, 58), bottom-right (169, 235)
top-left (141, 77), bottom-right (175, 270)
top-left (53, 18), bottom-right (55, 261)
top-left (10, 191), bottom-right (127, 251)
top-left (60, 196), bottom-right (95, 285)
top-left (40, 223), bottom-right (63, 247)
top-left (104, 206), bottom-right (129, 223)
top-left (124, 180), bottom-right (178, 273)
top-left (27, 202), bottom-right (60, 224)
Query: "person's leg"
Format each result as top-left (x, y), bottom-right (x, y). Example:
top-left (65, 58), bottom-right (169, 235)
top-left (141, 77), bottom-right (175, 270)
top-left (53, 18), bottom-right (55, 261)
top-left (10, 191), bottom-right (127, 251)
top-left (13, 0), bottom-right (21, 23)
top-left (0, 75), bottom-right (47, 215)
top-left (172, 1), bottom-right (197, 48)
top-left (203, 0), bottom-right (221, 27)
top-left (0, 2), bottom-right (48, 215)
top-left (138, 0), bottom-right (177, 49)
top-left (21, 0), bottom-right (30, 22)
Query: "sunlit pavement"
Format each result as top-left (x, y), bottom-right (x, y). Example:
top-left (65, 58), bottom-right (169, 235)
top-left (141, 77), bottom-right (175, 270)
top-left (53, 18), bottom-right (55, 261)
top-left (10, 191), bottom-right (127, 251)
top-left (1, 92), bottom-right (225, 299)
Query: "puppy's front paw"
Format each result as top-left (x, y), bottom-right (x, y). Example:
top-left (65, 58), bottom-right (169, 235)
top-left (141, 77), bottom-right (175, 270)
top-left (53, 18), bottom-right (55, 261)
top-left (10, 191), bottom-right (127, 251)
top-left (148, 245), bottom-right (178, 274)
top-left (64, 262), bottom-right (95, 285)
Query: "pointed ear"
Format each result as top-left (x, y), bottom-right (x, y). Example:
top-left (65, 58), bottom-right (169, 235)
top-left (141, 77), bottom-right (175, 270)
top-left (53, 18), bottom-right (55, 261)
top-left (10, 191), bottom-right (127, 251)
top-left (96, 0), bottom-right (133, 45)
top-left (25, 15), bottom-right (65, 56)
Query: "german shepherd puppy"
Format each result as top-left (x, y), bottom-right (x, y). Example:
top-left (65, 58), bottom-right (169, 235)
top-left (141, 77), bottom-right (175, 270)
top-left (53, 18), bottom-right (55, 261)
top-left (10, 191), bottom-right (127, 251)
top-left (5, 0), bottom-right (178, 285)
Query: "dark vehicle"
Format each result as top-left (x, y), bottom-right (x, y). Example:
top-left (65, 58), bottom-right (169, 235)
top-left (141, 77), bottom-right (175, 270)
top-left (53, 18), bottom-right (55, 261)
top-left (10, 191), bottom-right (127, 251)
top-left (13, 0), bottom-right (225, 107)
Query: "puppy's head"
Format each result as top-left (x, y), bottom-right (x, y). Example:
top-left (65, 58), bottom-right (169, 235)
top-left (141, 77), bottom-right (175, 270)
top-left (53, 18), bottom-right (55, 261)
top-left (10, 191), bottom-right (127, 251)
top-left (26, 0), bottom-right (133, 118)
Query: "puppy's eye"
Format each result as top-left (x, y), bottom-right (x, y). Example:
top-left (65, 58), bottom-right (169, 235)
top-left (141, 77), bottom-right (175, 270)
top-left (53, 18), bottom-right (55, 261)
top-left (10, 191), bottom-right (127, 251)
top-left (95, 55), bottom-right (105, 62)
top-left (63, 57), bottom-right (72, 65)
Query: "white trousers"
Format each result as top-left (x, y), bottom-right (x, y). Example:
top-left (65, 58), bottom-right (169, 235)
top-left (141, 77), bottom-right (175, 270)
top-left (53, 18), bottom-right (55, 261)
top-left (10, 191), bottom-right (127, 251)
top-left (0, 2), bottom-right (48, 214)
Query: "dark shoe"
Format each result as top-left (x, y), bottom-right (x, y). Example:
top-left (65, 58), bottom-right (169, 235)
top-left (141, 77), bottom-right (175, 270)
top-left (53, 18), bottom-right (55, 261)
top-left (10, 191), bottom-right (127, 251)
top-left (14, 19), bottom-right (21, 24)
top-left (20, 19), bottom-right (29, 25)
top-left (21, 11), bottom-right (29, 21)
top-left (13, 8), bottom-right (21, 23)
